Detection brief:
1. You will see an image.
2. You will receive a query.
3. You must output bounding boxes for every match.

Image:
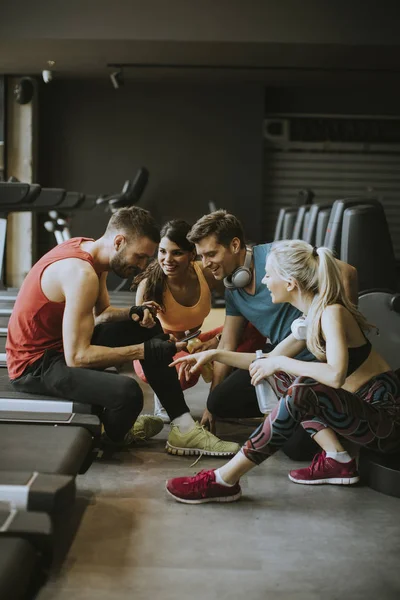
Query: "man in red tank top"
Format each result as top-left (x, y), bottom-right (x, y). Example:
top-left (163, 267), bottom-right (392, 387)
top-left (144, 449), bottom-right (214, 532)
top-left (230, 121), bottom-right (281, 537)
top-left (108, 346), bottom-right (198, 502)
top-left (6, 205), bottom-right (241, 457)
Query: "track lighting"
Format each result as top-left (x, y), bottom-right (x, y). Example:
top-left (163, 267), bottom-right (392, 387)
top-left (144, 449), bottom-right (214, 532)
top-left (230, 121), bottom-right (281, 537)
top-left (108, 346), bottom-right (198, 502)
top-left (110, 69), bottom-right (124, 89)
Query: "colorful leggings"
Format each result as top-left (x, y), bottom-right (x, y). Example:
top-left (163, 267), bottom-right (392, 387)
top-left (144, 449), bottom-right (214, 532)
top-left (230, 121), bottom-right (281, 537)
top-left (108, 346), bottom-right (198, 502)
top-left (242, 371), bottom-right (400, 465)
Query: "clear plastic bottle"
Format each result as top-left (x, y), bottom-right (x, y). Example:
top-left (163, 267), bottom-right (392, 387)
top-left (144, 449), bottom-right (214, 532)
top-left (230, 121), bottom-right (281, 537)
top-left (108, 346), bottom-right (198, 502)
top-left (254, 350), bottom-right (279, 414)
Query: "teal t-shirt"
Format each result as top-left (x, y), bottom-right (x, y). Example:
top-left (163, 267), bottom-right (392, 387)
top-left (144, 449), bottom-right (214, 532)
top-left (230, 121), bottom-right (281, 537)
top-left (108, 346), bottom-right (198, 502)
top-left (225, 243), bottom-right (314, 361)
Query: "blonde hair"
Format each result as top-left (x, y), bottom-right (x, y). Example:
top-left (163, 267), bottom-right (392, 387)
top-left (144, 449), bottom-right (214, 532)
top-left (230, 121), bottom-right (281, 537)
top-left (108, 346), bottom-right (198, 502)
top-left (268, 240), bottom-right (370, 361)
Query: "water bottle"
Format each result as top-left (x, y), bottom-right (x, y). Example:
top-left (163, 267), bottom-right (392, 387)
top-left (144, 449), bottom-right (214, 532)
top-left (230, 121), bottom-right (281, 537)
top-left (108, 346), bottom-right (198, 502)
top-left (254, 350), bottom-right (279, 414)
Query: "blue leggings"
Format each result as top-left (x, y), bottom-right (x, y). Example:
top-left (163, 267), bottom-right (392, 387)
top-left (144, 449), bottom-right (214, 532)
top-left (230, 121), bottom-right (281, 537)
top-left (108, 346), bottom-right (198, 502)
top-left (243, 371), bottom-right (400, 465)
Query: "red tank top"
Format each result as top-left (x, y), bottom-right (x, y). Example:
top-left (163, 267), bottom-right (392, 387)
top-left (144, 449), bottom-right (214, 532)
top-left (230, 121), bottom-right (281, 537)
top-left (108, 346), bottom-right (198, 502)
top-left (6, 237), bottom-right (96, 380)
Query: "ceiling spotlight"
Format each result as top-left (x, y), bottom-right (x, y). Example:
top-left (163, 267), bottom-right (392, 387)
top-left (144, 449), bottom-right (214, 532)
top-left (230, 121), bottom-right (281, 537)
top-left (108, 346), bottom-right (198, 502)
top-left (110, 69), bottom-right (124, 89)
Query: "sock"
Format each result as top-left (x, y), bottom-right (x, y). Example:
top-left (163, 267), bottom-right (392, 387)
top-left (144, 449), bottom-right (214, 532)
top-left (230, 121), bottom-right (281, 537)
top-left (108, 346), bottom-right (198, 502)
top-left (326, 450), bottom-right (352, 463)
top-left (214, 469), bottom-right (235, 487)
top-left (172, 412), bottom-right (196, 434)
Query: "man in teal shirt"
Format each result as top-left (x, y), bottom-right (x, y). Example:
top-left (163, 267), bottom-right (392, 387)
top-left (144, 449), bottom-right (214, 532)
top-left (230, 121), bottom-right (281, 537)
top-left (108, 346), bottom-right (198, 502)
top-left (187, 210), bottom-right (358, 441)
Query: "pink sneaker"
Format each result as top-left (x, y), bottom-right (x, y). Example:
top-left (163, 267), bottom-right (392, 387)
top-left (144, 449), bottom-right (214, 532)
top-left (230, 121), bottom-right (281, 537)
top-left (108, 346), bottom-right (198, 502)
top-left (166, 469), bottom-right (242, 504)
top-left (288, 451), bottom-right (360, 485)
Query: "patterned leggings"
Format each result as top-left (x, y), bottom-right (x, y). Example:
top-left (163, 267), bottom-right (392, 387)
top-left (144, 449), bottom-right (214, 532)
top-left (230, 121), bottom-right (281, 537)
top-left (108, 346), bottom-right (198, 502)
top-left (242, 371), bottom-right (400, 465)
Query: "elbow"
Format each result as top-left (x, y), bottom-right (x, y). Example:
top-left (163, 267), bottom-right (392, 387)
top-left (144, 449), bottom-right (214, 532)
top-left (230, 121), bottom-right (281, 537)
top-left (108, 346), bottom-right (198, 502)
top-left (331, 372), bottom-right (346, 389)
top-left (65, 350), bottom-right (85, 368)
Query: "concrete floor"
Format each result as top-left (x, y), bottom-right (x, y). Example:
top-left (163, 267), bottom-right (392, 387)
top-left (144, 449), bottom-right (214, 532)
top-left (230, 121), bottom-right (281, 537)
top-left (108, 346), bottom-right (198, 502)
top-left (37, 378), bottom-right (400, 600)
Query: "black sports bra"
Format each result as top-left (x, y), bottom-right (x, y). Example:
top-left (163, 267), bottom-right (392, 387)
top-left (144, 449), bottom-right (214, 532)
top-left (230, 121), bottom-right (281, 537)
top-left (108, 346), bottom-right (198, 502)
top-left (346, 338), bottom-right (372, 376)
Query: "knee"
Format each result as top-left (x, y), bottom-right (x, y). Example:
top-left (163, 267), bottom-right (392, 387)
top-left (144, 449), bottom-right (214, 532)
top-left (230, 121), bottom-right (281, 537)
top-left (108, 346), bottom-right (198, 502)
top-left (286, 376), bottom-right (319, 409)
top-left (207, 384), bottom-right (225, 416)
top-left (115, 377), bottom-right (144, 414)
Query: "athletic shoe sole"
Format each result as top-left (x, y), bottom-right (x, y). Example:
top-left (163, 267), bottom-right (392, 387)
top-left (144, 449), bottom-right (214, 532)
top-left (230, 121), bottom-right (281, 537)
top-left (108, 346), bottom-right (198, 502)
top-left (288, 473), bottom-right (360, 485)
top-left (165, 483), bottom-right (242, 504)
top-left (165, 442), bottom-right (238, 457)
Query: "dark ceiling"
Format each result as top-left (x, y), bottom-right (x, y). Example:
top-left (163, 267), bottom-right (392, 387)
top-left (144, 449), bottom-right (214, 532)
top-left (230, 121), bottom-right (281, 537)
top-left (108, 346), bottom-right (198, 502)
top-left (1, 39), bottom-right (400, 87)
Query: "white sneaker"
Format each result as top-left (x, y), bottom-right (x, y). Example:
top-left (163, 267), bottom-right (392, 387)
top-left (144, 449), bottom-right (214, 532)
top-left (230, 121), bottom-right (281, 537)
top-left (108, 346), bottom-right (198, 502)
top-left (154, 394), bottom-right (170, 424)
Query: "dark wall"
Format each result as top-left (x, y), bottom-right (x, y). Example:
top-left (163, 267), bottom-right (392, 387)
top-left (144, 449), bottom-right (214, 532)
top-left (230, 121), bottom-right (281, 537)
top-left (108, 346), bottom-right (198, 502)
top-left (265, 86), bottom-right (400, 116)
top-left (38, 80), bottom-right (264, 243)
top-left (0, 77), bottom-right (4, 179)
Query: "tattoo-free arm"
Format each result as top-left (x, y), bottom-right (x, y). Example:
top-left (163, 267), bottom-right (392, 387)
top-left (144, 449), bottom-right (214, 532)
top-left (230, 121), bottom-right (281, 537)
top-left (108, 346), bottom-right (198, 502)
top-left (94, 272), bottom-right (131, 324)
top-left (62, 267), bottom-right (143, 368)
top-left (271, 306), bottom-right (348, 388)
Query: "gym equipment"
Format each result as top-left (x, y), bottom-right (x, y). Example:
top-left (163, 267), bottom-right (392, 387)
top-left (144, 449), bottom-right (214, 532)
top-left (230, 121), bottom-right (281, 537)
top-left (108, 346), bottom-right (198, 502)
top-left (359, 448), bottom-right (400, 498)
top-left (338, 201), bottom-right (400, 370)
top-left (0, 471), bottom-right (75, 518)
top-left (0, 537), bottom-right (39, 600)
top-left (0, 423), bottom-right (94, 475)
top-left (338, 200), bottom-right (400, 496)
top-left (315, 207), bottom-right (331, 246)
top-left (358, 291), bottom-right (400, 370)
top-left (292, 205), bottom-right (311, 240)
top-left (323, 196), bottom-right (379, 256)
top-left (0, 370), bottom-right (97, 414)
top-left (273, 207), bottom-right (298, 241)
top-left (96, 167), bottom-right (149, 213)
top-left (341, 203), bottom-right (398, 292)
top-left (302, 203), bottom-right (332, 245)
top-left (0, 505), bottom-right (52, 561)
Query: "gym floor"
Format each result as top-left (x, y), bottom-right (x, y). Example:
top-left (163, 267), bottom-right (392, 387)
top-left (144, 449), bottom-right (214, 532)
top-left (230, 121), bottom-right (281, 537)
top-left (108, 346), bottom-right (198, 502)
top-left (36, 376), bottom-right (400, 600)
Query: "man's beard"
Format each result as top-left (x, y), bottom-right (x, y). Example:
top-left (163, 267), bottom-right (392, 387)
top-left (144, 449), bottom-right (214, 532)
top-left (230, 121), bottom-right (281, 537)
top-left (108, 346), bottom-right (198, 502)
top-left (110, 251), bottom-right (135, 279)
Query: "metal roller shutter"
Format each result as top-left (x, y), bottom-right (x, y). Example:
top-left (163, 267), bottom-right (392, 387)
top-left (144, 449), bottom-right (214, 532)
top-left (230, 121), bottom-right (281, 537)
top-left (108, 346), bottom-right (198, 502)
top-left (262, 115), bottom-right (400, 259)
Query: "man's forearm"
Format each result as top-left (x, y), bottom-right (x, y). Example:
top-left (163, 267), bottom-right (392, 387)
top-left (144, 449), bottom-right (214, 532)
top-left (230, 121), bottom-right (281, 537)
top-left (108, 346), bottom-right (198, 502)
top-left (94, 306), bottom-right (130, 325)
top-left (68, 342), bottom-right (144, 369)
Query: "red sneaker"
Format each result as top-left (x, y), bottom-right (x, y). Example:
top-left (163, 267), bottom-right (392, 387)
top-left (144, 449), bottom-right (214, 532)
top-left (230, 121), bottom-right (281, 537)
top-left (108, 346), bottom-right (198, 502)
top-left (288, 451), bottom-right (360, 485)
top-left (166, 469), bottom-right (242, 504)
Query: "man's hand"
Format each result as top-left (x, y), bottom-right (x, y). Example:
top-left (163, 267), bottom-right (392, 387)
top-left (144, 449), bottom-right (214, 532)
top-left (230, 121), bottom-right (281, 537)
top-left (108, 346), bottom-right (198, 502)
top-left (130, 301), bottom-right (162, 328)
top-left (200, 408), bottom-right (216, 434)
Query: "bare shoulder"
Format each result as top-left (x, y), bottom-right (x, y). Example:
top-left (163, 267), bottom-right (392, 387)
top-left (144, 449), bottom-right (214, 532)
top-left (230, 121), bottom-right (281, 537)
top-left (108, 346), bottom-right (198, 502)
top-left (57, 259), bottom-right (98, 297)
top-left (59, 258), bottom-right (97, 280)
top-left (41, 258), bottom-right (98, 303)
top-left (321, 304), bottom-right (347, 325)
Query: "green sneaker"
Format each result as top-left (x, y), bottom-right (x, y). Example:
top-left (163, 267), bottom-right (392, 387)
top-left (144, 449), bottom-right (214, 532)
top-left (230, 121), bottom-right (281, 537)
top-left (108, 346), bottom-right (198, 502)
top-left (166, 422), bottom-right (240, 457)
top-left (101, 415), bottom-right (164, 448)
top-left (125, 414), bottom-right (165, 444)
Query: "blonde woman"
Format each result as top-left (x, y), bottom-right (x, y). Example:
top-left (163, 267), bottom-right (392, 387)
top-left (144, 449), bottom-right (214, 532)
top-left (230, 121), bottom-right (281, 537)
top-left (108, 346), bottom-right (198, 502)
top-left (166, 240), bottom-right (400, 503)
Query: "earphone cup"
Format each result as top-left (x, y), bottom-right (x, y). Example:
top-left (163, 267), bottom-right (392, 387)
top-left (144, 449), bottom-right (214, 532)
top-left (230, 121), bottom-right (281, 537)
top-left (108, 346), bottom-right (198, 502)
top-left (223, 246), bottom-right (253, 289)
top-left (223, 275), bottom-right (236, 289)
top-left (291, 318), bottom-right (308, 341)
top-left (231, 268), bottom-right (252, 288)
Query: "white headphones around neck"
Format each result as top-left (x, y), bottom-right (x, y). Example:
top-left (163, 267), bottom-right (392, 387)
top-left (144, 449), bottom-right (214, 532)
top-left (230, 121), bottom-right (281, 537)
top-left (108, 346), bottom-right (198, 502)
top-left (291, 316), bottom-right (308, 341)
top-left (223, 246), bottom-right (253, 289)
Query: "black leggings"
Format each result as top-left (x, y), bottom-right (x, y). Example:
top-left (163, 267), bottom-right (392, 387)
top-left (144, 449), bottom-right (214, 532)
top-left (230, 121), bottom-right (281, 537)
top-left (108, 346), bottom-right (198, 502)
top-left (11, 319), bottom-right (189, 442)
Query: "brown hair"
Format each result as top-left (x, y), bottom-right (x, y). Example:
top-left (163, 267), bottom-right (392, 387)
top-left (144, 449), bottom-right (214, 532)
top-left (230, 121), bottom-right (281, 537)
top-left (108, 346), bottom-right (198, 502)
top-left (106, 206), bottom-right (160, 243)
top-left (187, 210), bottom-right (245, 248)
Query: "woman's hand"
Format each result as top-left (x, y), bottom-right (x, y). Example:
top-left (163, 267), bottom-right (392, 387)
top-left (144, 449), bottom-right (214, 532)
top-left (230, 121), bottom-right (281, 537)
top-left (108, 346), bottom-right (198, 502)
top-left (191, 336), bottom-right (220, 353)
top-left (249, 356), bottom-right (278, 386)
top-left (169, 349), bottom-right (216, 374)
